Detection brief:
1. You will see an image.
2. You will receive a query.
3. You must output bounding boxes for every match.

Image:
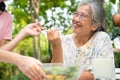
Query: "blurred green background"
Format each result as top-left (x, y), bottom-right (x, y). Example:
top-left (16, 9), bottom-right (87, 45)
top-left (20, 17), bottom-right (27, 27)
top-left (0, 0), bottom-right (120, 79)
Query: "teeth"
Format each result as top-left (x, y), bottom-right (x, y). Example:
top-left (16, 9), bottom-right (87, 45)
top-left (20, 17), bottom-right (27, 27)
top-left (74, 24), bottom-right (80, 27)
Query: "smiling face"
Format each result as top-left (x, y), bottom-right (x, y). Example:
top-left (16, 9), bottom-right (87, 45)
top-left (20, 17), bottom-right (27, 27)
top-left (72, 4), bottom-right (98, 37)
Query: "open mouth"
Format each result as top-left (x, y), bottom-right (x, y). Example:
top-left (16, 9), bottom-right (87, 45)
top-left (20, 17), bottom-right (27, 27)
top-left (73, 23), bottom-right (82, 29)
top-left (72, 20), bottom-right (81, 28)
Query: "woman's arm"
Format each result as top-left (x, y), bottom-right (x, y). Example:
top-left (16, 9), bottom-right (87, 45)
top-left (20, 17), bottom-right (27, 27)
top-left (0, 48), bottom-right (46, 80)
top-left (47, 29), bottom-right (63, 63)
top-left (0, 40), bottom-right (8, 47)
top-left (51, 41), bottom-right (63, 63)
top-left (1, 22), bottom-right (41, 51)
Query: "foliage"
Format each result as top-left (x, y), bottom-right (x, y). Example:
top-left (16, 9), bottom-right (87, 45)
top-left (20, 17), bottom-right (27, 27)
top-left (1, 0), bottom-right (120, 79)
top-left (105, 1), bottom-right (120, 68)
top-left (105, 2), bottom-right (120, 39)
top-left (110, 0), bottom-right (116, 4)
top-left (10, 0), bottom-right (30, 36)
top-left (11, 71), bottom-right (29, 80)
top-left (0, 63), bottom-right (17, 80)
top-left (40, 34), bottom-right (52, 62)
top-left (40, 0), bottom-right (78, 32)
top-left (13, 37), bottom-right (33, 56)
top-left (114, 52), bottom-right (120, 68)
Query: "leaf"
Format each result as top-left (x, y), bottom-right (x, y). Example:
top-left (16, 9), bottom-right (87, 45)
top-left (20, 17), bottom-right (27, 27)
top-left (110, 0), bottom-right (116, 4)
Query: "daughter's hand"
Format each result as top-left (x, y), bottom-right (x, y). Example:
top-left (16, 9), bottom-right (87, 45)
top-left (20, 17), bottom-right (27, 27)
top-left (22, 22), bottom-right (42, 36)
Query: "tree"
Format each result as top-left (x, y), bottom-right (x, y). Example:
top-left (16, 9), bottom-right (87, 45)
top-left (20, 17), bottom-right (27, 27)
top-left (10, 0), bottom-right (70, 61)
top-left (29, 0), bottom-right (41, 60)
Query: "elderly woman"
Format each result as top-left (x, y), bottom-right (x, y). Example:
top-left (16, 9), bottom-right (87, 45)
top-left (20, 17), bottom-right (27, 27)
top-left (47, 0), bottom-right (115, 80)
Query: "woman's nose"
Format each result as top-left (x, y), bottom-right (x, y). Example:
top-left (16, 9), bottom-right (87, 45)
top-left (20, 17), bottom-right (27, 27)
top-left (74, 16), bottom-right (80, 22)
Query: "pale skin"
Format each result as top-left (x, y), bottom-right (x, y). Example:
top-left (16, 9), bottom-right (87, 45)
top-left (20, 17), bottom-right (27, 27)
top-left (47, 5), bottom-right (98, 80)
top-left (0, 49), bottom-right (46, 80)
top-left (1, 23), bottom-right (41, 51)
top-left (0, 40), bottom-right (8, 47)
top-left (0, 22), bottom-right (47, 80)
top-left (113, 48), bottom-right (120, 53)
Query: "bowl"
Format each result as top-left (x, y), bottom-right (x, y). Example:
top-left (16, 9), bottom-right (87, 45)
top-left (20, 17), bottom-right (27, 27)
top-left (42, 63), bottom-right (81, 80)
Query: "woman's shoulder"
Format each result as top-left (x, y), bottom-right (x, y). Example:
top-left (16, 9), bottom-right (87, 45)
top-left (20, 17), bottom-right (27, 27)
top-left (3, 11), bottom-right (12, 19)
top-left (94, 31), bottom-right (110, 39)
top-left (62, 34), bottom-right (73, 42)
top-left (90, 31), bottom-right (112, 44)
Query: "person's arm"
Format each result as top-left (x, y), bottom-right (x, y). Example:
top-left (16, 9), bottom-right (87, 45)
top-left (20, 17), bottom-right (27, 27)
top-left (1, 22), bottom-right (41, 51)
top-left (0, 40), bottom-right (8, 47)
top-left (0, 48), bottom-right (46, 80)
top-left (113, 48), bottom-right (120, 53)
top-left (46, 29), bottom-right (63, 63)
top-left (51, 41), bottom-right (63, 63)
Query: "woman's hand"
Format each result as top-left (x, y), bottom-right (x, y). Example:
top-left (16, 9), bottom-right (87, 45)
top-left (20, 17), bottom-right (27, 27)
top-left (47, 29), bottom-right (63, 63)
top-left (16, 55), bottom-right (46, 80)
top-left (0, 22), bottom-right (42, 51)
top-left (21, 22), bottom-right (42, 36)
top-left (46, 29), bottom-right (61, 47)
top-left (78, 70), bottom-right (94, 80)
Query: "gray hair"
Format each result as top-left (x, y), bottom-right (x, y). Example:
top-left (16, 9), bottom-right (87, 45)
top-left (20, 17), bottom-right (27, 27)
top-left (78, 0), bottom-right (105, 31)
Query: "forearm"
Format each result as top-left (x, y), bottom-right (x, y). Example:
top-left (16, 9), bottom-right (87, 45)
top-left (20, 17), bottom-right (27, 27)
top-left (1, 29), bottom-right (28, 51)
top-left (51, 44), bottom-right (63, 63)
top-left (0, 40), bottom-right (7, 47)
top-left (0, 48), bottom-right (21, 65)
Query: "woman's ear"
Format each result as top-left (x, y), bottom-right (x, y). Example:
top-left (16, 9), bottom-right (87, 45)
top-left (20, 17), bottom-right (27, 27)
top-left (92, 23), bottom-right (99, 31)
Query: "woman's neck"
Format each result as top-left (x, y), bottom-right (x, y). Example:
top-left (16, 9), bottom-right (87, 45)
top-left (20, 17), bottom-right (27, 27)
top-left (73, 32), bottom-right (94, 48)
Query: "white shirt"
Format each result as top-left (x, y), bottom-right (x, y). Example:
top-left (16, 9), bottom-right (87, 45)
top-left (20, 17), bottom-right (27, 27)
top-left (61, 31), bottom-right (115, 72)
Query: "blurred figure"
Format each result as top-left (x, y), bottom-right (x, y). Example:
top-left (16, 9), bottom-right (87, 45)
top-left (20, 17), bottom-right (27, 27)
top-left (0, 0), bottom-right (13, 47)
top-left (113, 36), bottom-right (120, 53)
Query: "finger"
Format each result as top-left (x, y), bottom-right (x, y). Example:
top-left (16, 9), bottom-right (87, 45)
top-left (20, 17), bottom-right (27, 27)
top-left (50, 29), bottom-right (54, 40)
top-left (36, 22), bottom-right (44, 31)
top-left (34, 60), bottom-right (47, 80)
top-left (33, 24), bottom-right (41, 32)
top-left (34, 64), bottom-right (47, 79)
top-left (28, 66), bottom-right (42, 80)
top-left (34, 23), bottom-right (41, 28)
top-left (51, 29), bottom-right (60, 39)
top-left (46, 29), bottom-right (52, 40)
top-left (49, 29), bottom-right (56, 40)
top-left (36, 22), bottom-right (41, 26)
top-left (36, 27), bottom-right (41, 33)
top-left (51, 29), bottom-right (56, 39)
top-left (24, 69), bottom-right (36, 80)
top-left (30, 28), bottom-right (40, 36)
top-left (35, 59), bottom-right (42, 67)
top-left (54, 30), bottom-right (59, 39)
